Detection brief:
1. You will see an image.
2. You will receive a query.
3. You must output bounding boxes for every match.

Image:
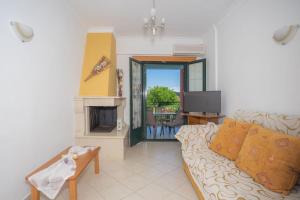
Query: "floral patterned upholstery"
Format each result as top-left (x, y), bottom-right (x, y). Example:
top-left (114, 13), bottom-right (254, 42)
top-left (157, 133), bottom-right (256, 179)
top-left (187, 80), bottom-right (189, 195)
top-left (176, 110), bottom-right (300, 200)
top-left (232, 110), bottom-right (300, 137)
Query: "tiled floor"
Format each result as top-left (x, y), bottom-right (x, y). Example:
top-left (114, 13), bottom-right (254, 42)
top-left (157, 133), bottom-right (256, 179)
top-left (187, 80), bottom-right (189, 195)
top-left (41, 142), bottom-right (198, 200)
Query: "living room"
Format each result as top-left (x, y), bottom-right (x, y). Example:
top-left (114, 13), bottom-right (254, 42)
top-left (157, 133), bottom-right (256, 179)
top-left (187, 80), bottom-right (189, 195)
top-left (1, 0), bottom-right (300, 200)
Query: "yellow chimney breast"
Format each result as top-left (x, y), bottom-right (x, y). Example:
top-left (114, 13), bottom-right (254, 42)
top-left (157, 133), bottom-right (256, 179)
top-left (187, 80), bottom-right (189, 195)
top-left (79, 33), bottom-right (116, 96)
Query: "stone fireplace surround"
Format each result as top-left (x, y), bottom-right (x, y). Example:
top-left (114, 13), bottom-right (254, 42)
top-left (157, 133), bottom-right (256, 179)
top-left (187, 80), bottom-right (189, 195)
top-left (74, 96), bottom-right (128, 160)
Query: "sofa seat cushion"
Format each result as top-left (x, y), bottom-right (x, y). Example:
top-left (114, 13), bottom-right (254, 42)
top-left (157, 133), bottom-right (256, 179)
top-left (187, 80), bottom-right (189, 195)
top-left (176, 125), bottom-right (300, 200)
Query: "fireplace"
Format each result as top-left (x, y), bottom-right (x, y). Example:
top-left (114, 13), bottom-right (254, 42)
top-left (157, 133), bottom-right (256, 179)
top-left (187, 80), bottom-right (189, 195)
top-left (89, 106), bottom-right (117, 132)
top-left (74, 96), bottom-right (128, 160)
top-left (74, 96), bottom-right (126, 136)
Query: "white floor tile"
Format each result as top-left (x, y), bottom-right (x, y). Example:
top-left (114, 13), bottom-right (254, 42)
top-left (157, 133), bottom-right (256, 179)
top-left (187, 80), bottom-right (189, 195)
top-left (39, 142), bottom-right (198, 200)
top-left (107, 168), bottom-right (136, 181)
top-left (88, 172), bottom-right (120, 190)
top-left (137, 167), bottom-right (165, 181)
top-left (165, 193), bottom-right (188, 200)
top-left (122, 193), bottom-right (145, 200)
top-left (154, 173), bottom-right (186, 191)
top-left (175, 184), bottom-right (199, 200)
top-left (119, 175), bottom-right (151, 191)
top-left (98, 182), bottom-right (133, 200)
top-left (136, 184), bottom-right (172, 200)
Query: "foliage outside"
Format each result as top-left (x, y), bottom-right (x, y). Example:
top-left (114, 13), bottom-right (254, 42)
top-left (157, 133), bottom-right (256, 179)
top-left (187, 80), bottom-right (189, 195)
top-left (147, 86), bottom-right (180, 112)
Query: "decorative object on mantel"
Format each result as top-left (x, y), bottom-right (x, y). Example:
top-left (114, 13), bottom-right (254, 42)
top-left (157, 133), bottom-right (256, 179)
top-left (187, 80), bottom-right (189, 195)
top-left (84, 56), bottom-right (111, 82)
top-left (10, 21), bottom-right (34, 42)
top-left (116, 68), bottom-right (124, 97)
top-left (144, 0), bottom-right (165, 36)
top-left (273, 24), bottom-right (300, 45)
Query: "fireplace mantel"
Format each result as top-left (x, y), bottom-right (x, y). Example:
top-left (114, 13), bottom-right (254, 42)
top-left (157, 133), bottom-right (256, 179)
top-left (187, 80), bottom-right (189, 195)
top-left (74, 96), bottom-right (125, 106)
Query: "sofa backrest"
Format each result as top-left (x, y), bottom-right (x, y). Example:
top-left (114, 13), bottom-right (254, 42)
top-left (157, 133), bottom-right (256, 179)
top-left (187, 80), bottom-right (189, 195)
top-left (231, 110), bottom-right (300, 137)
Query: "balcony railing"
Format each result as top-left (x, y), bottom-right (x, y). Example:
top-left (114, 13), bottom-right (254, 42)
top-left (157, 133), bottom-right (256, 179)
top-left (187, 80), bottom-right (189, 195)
top-left (147, 101), bottom-right (180, 113)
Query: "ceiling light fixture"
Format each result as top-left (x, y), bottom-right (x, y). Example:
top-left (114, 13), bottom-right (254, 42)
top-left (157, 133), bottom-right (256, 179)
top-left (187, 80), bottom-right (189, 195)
top-left (144, 0), bottom-right (165, 36)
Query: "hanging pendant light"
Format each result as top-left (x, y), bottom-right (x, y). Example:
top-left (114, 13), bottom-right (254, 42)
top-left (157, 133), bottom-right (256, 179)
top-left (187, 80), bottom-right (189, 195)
top-left (144, 0), bottom-right (165, 36)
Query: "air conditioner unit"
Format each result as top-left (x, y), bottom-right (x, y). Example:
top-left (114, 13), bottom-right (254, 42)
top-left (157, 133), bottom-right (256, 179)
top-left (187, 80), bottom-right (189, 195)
top-left (172, 44), bottom-right (206, 56)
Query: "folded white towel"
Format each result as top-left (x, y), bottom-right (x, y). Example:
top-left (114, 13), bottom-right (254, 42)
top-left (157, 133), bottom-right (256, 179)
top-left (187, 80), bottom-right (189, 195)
top-left (28, 146), bottom-right (95, 199)
top-left (69, 145), bottom-right (92, 156)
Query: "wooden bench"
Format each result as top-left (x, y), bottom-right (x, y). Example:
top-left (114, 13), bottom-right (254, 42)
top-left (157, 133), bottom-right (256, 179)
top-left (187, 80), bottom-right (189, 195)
top-left (25, 146), bottom-right (100, 200)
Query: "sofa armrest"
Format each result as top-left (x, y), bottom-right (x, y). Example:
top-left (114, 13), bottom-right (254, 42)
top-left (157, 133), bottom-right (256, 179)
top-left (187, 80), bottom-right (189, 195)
top-left (175, 123), bottom-right (219, 150)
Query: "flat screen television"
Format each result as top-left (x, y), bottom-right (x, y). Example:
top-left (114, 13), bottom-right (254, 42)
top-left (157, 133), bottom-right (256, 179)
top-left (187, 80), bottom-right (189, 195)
top-left (183, 91), bottom-right (221, 114)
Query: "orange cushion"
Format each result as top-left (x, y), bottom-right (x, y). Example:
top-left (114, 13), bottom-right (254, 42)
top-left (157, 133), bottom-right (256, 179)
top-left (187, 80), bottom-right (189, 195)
top-left (235, 124), bottom-right (300, 194)
top-left (209, 118), bottom-right (252, 160)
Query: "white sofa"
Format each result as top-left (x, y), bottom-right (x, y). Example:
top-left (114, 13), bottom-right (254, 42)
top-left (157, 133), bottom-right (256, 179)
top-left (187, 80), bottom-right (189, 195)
top-left (176, 110), bottom-right (300, 200)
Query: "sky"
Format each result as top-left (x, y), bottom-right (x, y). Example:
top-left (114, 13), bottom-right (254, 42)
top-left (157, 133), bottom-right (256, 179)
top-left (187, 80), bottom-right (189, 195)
top-left (146, 67), bottom-right (180, 92)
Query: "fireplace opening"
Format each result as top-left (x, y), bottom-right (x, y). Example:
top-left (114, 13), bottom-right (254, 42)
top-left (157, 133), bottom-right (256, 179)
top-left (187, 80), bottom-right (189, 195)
top-left (89, 106), bottom-right (117, 133)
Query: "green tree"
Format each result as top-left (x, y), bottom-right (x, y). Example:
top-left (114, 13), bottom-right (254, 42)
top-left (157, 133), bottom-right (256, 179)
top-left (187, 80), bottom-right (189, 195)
top-left (147, 86), bottom-right (179, 111)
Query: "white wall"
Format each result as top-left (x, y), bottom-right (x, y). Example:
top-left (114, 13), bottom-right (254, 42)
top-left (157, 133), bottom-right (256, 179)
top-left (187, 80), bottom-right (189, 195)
top-left (116, 36), bottom-right (204, 124)
top-left (0, 0), bottom-right (86, 199)
top-left (202, 27), bottom-right (217, 91)
top-left (215, 0), bottom-right (300, 115)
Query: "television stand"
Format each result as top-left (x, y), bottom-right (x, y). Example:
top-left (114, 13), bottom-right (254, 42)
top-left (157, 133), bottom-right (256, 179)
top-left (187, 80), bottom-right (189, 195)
top-left (181, 112), bottom-right (225, 125)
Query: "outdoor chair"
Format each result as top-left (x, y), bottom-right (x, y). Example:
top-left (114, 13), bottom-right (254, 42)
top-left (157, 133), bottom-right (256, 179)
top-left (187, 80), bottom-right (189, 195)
top-left (146, 110), bottom-right (157, 136)
top-left (163, 112), bottom-right (184, 135)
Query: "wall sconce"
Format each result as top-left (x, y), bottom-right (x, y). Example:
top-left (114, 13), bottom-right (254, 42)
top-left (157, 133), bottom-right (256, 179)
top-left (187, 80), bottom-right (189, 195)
top-left (273, 24), bottom-right (300, 45)
top-left (10, 21), bottom-right (34, 42)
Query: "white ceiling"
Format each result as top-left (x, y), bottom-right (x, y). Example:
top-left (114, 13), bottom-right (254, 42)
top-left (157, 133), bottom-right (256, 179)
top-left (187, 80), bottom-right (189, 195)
top-left (68, 0), bottom-right (236, 37)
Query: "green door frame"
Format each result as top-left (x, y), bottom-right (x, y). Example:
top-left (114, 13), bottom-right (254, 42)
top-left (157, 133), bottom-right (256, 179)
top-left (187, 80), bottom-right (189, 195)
top-left (129, 58), bottom-right (207, 146)
top-left (129, 58), bottom-right (144, 146)
top-left (185, 58), bottom-right (207, 92)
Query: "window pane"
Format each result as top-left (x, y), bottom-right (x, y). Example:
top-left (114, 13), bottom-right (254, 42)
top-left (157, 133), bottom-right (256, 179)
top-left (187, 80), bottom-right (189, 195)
top-left (188, 62), bottom-right (203, 91)
top-left (132, 61), bottom-right (142, 128)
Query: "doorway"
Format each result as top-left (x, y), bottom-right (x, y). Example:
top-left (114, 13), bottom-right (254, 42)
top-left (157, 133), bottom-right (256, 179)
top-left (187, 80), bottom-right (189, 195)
top-left (145, 64), bottom-right (183, 140)
top-left (129, 57), bottom-right (206, 146)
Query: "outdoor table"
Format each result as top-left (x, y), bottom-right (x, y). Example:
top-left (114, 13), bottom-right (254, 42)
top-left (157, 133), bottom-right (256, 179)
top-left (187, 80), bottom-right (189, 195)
top-left (153, 112), bottom-right (176, 121)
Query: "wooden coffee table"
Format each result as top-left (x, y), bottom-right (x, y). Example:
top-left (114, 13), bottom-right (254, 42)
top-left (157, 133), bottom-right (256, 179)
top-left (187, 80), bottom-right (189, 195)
top-left (25, 146), bottom-right (100, 200)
